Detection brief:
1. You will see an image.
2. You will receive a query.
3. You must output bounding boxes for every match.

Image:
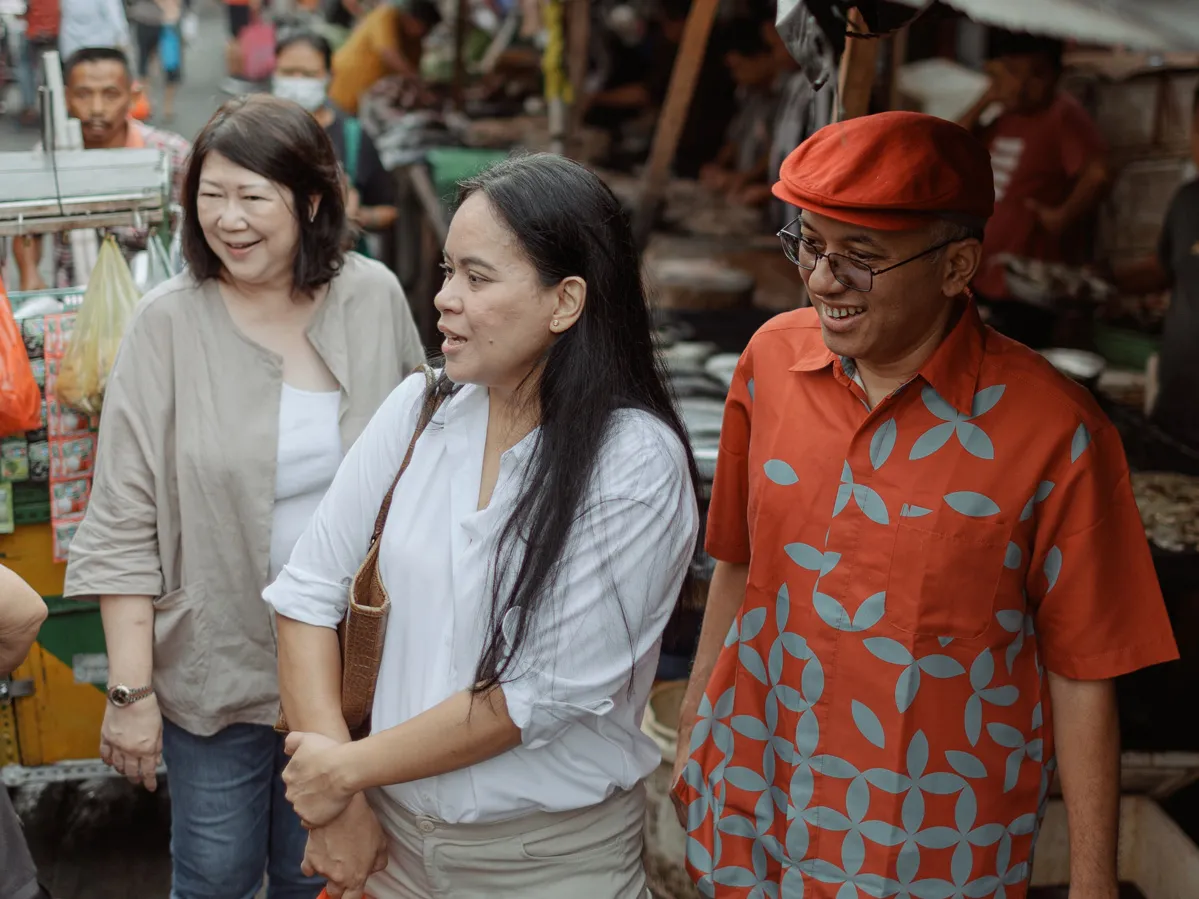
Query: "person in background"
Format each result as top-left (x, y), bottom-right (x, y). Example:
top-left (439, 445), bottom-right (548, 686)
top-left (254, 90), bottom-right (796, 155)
top-left (698, 20), bottom-right (779, 206)
top-left (128, 0), bottom-right (184, 124)
top-left (581, 0), bottom-right (735, 178)
top-left (1113, 85), bottom-right (1199, 471)
top-left (672, 112), bottom-right (1176, 897)
top-left (13, 48), bottom-right (190, 291)
top-left (327, 0), bottom-right (441, 116)
top-left (62, 95), bottom-right (426, 899)
top-left (265, 154), bottom-right (699, 898)
top-left (59, 0), bottom-right (129, 61)
top-left (0, 565), bottom-right (51, 899)
top-left (16, 0), bottom-right (60, 127)
top-left (275, 31), bottom-right (398, 238)
top-left (223, 0), bottom-right (261, 85)
top-left (959, 32), bottom-right (1109, 349)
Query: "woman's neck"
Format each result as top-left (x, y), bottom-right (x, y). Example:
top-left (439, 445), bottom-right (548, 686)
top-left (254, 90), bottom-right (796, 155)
top-left (486, 381), bottom-right (540, 454)
top-left (221, 272), bottom-right (303, 310)
top-left (314, 106), bottom-right (335, 128)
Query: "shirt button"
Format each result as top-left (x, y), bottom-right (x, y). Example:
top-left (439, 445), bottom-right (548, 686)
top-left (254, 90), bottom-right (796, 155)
top-left (418, 818), bottom-right (436, 834)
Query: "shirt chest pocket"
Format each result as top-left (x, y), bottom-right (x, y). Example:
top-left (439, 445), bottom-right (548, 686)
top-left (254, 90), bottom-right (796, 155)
top-left (886, 516), bottom-right (1012, 640)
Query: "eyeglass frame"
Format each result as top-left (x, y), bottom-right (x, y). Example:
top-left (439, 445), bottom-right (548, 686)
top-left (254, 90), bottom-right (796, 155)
top-left (776, 216), bottom-right (963, 293)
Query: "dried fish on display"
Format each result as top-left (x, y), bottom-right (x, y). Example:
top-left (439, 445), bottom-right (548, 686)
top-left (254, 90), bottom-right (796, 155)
top-left (1131, 471), bottom-right (1199, 553)
top-left (597, 170), bottom-right (765, 239)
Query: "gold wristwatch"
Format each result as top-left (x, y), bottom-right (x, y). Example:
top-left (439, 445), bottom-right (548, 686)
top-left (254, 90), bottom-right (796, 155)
top-left (107, 684), bottom-right (155, 708)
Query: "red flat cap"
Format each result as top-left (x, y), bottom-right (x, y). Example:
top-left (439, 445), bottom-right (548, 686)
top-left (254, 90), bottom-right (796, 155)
top-left (772, 111), bottom-right (995, 231)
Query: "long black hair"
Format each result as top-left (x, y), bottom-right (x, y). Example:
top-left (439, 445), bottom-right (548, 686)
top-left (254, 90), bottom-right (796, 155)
top-left (453, 154), bottom-right (700, 693)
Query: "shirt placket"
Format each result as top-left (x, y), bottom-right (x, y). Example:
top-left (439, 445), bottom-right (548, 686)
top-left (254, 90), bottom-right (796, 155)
top-left (804, 376), bottom-right (914, 882)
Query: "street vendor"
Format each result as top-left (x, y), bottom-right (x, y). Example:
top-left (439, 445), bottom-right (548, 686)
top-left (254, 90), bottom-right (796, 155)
top-left (959, 33), bottom-right (1109, 349)
top-left (1114, 85), bottom-right (1199, 471)
top-left (671, 111), bottom-right (1177, 898)
top-left (327, 0), bottom-right (441, 117)
top-left (12, 47), bottom-right (191, 292)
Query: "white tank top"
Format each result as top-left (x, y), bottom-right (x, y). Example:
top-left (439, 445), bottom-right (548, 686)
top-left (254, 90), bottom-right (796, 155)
top-left (269, 384), bottom-right (343, 583)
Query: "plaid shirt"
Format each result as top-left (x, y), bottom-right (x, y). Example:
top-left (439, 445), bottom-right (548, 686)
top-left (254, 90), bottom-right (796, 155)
top-left (53, 122), bottom-right (192, 288)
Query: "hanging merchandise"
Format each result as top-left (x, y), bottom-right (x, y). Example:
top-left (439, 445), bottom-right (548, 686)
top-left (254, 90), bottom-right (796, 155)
top-left (0, 279), bottom-right (44, 437)
top-left (56, 236), bottom-right (140, 416)
top-left (776, 0), bottom-right (929, 88)
top-left (541, 0), bottom-right (570, 148)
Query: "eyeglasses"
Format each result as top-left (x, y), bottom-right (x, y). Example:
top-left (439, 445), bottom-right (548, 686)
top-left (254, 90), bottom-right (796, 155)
top-left (777, 217), bottom-right (958, 293)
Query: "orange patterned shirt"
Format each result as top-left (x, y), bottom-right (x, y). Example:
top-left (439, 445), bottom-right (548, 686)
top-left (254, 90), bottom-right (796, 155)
top-left (675, 302), bottom-right (1177, 899)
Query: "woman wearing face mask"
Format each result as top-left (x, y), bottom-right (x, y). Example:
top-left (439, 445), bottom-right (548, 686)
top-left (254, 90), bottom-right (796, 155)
top-left (265, 154), bottom-right (701, 898)
top-left (274, 31), bottom-right (397, 237)
top-left (63, 94), bottom-right (426, 899)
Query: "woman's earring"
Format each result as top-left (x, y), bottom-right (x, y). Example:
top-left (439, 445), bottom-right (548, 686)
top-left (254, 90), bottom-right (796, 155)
top-left (552, 319), bottom-right (560, 330)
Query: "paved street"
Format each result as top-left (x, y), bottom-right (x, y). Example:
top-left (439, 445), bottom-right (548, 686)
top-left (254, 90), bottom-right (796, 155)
top-left (0, 0), bottom-right (236, 154)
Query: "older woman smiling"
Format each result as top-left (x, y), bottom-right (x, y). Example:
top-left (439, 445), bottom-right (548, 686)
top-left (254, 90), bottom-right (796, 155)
top-left (64, 95), bottom-right (426, 899)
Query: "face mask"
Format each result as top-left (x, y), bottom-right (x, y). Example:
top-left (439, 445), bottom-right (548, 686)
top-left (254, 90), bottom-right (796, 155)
top-left (273, 76), bottom-right (328, 113)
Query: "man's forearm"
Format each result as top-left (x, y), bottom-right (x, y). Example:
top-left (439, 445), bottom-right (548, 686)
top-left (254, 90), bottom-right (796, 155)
top-left (1049, 673), bottom-right (1120, 896)
top-left (677, 562), bottom-right (749, 739)
top-left (277, 615), bottom-right (353, 744)
top-left (1059, 160), bottom-right (1110, 229)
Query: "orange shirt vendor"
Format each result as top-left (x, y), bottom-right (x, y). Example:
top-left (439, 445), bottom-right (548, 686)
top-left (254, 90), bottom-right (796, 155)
top-left (671, 112), bottom-right (1177, 898)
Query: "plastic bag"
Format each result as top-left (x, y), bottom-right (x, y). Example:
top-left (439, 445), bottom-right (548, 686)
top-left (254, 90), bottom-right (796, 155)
top-left (0, 280), bottom-right (42, 437)
top-left (56, 236), bottom-right (141, 416)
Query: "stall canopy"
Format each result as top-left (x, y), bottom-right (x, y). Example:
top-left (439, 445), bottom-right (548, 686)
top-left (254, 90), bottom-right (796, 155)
top-left (891, 0), bottom-right (1199, 52)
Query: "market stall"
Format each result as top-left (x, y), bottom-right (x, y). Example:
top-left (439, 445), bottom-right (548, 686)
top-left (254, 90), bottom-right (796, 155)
top-left (0, 55), bottom-right (171, 786)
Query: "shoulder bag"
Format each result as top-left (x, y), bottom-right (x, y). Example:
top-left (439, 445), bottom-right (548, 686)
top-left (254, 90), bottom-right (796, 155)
top-left (277, 366), bottom-right (446, 739)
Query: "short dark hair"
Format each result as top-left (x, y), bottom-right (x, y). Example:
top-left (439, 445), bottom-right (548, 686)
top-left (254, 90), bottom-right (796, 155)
top-left (181, 95), bottom-right (348, 292)
top-left (63, 47), bottom-right (132, 84)
top-left (407, 0), bottom-right (442, 31)
top-left (988, 31), bottom-right (1065, 72)
top-left (275, 30), bottom-right (333, 72)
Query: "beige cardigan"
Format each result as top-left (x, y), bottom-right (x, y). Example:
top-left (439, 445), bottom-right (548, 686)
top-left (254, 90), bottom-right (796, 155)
top-left (64, 253), bottom-right (426, 736)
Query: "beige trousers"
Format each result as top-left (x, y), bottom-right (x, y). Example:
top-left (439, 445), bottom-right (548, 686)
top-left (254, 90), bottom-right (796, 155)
top-left (364, 784), bottom-right (651, 899)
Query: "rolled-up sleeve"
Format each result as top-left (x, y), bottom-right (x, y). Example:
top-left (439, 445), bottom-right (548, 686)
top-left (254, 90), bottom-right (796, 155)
top-left (264, 372), bottom-right (426, 628)
top-left (501, 419), bottom-right (699, 749)
top-left (65, 307), bottom-right (169, 599)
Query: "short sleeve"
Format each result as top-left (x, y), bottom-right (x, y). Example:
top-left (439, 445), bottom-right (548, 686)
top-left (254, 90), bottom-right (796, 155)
top-left (1028, 419), bottom-right (1178, 680)
top-left (65, 302), bottom-right (170, 599)
top-left (1056, 95), bottom-right (1105, 179)
top-left (705, 349), bottom-right (754, 564)
top-left (356, 132), bottom-right (397, 208)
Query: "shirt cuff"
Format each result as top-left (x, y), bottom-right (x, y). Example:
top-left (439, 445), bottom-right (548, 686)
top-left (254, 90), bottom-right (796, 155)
top-left (263, 565), bottom-right (346, 629)
top-left (1043, 636), bottom-right (1180, 681)
top-left (501, 678), bottom-right (615, 750)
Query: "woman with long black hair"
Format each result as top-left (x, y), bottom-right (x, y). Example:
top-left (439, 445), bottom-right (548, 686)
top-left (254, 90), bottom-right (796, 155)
top-left (264, 153), bottom-right (700, 898)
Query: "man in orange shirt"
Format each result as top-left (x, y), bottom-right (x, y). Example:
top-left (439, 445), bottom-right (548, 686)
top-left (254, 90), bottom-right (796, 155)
top-left (328, 0), bottom-right (440, 115)
top-left (671, 112), bottom-right (1177, 898)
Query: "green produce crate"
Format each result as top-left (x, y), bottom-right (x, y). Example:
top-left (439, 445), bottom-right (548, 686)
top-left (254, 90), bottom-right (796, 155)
top-left (1093, 324), bottom-right (1160, 371)
top-left (425, 148), bottom-right (510, 207)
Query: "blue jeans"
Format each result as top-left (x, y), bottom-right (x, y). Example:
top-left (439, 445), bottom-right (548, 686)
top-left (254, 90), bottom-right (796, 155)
top-left (161, 718), bottom-right (325, 899)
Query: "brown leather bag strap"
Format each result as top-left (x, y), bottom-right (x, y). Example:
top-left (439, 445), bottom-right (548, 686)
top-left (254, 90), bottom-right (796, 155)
top-left (369, 366), bottom-right (446, 547)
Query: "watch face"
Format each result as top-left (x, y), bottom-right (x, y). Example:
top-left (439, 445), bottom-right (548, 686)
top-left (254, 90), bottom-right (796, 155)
top-left (109, 685), bottom-right (132, 707)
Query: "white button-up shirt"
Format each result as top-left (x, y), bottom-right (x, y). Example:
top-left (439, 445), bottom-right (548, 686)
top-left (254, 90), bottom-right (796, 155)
top-left (264, 373), bottom-right (699, 824)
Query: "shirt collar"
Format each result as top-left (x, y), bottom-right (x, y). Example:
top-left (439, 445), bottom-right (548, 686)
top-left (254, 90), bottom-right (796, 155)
top-left (788, 298), bottom-right (986, 417)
